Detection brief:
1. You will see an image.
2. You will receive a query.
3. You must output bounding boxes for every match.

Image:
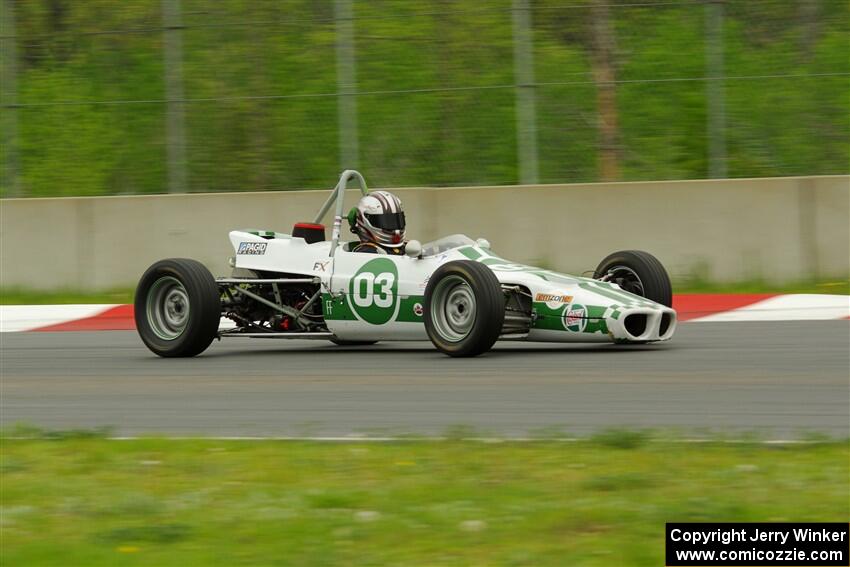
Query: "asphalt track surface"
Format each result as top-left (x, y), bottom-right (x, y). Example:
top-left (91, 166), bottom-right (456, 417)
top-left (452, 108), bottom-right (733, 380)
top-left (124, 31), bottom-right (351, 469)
top-left (1, 322), bottom-right (848, 439)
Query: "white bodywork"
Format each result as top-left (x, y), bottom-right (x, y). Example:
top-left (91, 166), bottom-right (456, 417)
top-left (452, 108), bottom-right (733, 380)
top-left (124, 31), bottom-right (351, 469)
top-left (228, 230), bottom-right (677, 344)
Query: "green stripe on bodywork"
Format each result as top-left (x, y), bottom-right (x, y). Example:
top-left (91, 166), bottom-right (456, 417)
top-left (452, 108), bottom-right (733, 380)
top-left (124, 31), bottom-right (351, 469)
top-left (461, 248), bottom-right (581, 285)
top-left (457, 247), bottom-right (482, 260)
top-left (397, 295), bottom-right (427, 322)
top-left (532, 302), bottom-right (609, 335)
top-left (322, 293), bottom-right (426, 323)
top-left (478, 258), bottom-right (551, 281)
top-left (322, 293), bottom-right (356, 321)
top-left (456, 248), bottom-right (625, 335)
top-left (325, 292), bottom-right (613, 335)
top-left (578, 281), bottom-right (657, 308)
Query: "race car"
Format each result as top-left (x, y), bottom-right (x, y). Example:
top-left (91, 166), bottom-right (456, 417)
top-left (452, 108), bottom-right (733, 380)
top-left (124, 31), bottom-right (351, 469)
top-left (135, 170), bottom-right (677, 358)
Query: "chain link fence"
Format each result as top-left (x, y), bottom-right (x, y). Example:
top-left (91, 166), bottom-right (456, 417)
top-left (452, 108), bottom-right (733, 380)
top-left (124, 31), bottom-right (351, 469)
top-left (1, 0), bottom-right (848, 197)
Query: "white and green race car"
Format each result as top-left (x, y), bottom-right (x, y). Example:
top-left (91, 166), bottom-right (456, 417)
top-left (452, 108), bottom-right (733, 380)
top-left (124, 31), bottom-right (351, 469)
top-left (135, 171), bottom-right (677, 358)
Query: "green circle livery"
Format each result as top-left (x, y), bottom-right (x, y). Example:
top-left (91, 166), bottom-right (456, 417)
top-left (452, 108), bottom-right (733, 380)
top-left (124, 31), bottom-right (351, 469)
top-left (348, 258), bottom-right (399, 325)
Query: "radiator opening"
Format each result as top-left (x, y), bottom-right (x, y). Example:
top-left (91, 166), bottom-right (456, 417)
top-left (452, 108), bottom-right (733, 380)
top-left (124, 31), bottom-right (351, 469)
top-left (659, 312), bottom-right (672, 336)
top-left (624, 313), bottom-right (648, 338)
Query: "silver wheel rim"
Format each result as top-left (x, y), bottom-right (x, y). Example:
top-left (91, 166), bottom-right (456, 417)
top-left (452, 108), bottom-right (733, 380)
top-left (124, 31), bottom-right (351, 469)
top-left (146, 276), bottom-right (190, 340)
top-left (430, 275), bottom-right (476, 343)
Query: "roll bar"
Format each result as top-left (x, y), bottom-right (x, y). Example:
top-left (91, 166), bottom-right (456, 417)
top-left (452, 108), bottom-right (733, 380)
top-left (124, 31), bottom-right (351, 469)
top-left (313, 170), bottom-right (369, 258)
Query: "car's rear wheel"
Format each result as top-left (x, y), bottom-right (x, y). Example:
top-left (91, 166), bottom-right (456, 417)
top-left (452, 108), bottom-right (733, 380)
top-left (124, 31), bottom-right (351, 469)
top-left (424, 260), bottom-right (504, 357)
top-left (593, 250), bottom-right (672, 307)
top-left (135, 258), bottom-right (221, 357)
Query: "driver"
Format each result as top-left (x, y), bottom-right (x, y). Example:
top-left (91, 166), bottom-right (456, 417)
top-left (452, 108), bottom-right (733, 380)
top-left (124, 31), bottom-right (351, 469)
top-left (347, 191), bottom-right (406, 255)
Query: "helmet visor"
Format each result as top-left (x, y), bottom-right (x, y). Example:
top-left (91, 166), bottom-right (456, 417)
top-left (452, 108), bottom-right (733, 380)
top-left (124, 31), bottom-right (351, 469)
top-left (365, 211), bottom-right (406, 231)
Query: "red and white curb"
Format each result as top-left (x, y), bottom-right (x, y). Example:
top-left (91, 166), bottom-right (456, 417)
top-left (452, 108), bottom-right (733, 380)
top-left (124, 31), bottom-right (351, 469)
top-left (0, 304), bottom-right (134, 333)
top-left (673, 293), bottom-right (849, 322)
top-left (0, 294), bottom-right (847, 333)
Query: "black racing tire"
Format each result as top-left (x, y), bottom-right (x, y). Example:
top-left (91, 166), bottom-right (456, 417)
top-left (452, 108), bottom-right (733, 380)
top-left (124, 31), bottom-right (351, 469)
top-left (135, 258), bottom-right (221, 357)
top-left (329, 339), bottom-right (378, 346)
top-left (423, 260), bottom-right (505, 357)
top-left (594, 250), bottom-right (672, 307)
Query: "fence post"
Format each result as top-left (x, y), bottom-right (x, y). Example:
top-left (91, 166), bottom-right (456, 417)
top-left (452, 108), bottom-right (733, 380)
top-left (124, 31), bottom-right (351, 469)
top-left (512, 0), bottom-right (539, 185)
top-left (335, 0), bottom-right (358, 171)
top-left (162, 0), bottom-right (187, 193)
top-left (1, 0), bottom-right (21, 197)
top-left (705, 0), bottom-right (727, 178)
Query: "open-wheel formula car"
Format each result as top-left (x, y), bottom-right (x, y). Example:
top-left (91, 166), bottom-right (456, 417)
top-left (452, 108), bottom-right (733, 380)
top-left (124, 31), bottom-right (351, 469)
top-left (135, 170), bottom-right (677, 358)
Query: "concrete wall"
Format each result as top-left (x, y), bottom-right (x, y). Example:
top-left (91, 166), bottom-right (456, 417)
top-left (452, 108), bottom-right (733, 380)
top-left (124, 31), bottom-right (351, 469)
top-left (1, 176), bottom-right (847, 290)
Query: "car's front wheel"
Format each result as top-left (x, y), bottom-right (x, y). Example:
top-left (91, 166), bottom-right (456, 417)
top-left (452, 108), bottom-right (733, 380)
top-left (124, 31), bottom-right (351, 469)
top-left (593, 250), bottom-right (672, 307)
top-left (135, 258), bottom-right (221, 357)
top-left (423, 260), bottom-right (505, 357)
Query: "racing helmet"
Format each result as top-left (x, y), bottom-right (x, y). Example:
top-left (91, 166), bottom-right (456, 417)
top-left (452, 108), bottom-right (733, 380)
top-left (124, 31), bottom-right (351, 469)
top-left (348, 191), bottom-right (406, 247)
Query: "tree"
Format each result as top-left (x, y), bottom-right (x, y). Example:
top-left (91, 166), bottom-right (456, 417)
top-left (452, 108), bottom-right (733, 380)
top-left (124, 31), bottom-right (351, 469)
top-left (537, 0), bottom-right (621, 181)
top-left (589, 0), bottom-right (620, 181)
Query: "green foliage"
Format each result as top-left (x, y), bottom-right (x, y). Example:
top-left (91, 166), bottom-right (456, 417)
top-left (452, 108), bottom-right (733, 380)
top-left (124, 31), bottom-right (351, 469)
top-left (1, 423), bottom-right (114, 439)
top-left (0, 286), bottom-right (135, 304)
top-left (1, 0), bottom-right (848, 197)
top-left (1, 436), bottom-right (847, 565)
top-left (590, 428), bottom-right (651, 449)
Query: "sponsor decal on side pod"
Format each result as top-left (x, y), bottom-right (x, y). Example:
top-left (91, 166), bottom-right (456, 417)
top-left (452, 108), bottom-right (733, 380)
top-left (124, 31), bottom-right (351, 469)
top-left (237, 242), bottom-right (268, 255)
top-left (535, 293), bottom-right (573, 304)
top-left (564, 303), bottom-right (588, 332)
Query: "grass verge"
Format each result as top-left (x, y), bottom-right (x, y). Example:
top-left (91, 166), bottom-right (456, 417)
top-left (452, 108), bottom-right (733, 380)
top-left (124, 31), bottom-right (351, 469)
top-left (673, 279), bottom-right (850, 296)
top-left (0, 288), bottom-right (135, 305)
top-left (1, 433), bottom-right (847, 566)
